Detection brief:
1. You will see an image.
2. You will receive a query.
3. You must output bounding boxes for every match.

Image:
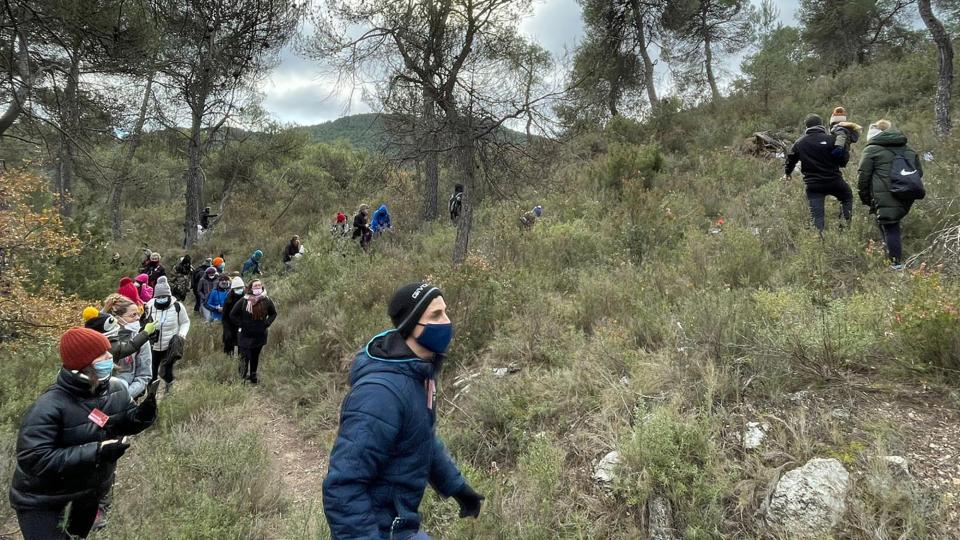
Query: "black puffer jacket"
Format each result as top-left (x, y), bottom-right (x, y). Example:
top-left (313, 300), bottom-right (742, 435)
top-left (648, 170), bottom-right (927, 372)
top-left (222, 290), bottom-right (244, 341)
top-left (9, 369), bottom-right (157, 510)
top-left (229, 296), bottom-right (278, 348)
top-left (785, 126), bottom-right (850, 186)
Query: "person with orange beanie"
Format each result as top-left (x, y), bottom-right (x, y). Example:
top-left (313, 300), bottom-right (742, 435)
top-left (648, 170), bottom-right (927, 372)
top-left (212, 256), bottom-right (225, 272)
top-left (8, 328), bottom-right (157, 539)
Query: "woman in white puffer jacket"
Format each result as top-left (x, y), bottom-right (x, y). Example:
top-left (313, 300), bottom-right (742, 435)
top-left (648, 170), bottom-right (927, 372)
top-left (143, 276), bottom-right (191, 392)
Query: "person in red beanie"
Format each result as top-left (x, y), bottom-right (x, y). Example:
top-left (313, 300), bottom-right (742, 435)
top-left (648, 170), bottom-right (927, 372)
top-left (8, 327), bottom-right (158, 539)
top-left (116, 277), bottom-right (143, 311)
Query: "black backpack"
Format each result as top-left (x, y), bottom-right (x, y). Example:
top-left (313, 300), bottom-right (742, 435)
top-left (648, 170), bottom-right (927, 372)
top-left (889, 150), bottom-right (925, 201)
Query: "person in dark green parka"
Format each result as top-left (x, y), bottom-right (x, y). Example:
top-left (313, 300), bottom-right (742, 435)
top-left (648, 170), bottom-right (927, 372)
top-left (857, 119), bottom-right (921, 268)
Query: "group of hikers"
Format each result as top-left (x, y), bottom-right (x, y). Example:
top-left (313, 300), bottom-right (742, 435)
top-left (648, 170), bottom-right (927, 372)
top-left (9, 248), bottom-right (283, 538)
top-left (785, 107), bottom-right (925, 269)
top-left (6, 107), bottom-right (924, 540)
top-left (8, 276), bottom-right (478, 540)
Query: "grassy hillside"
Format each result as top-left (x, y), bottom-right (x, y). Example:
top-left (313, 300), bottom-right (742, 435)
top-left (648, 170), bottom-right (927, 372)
top-left (298, 113), bottom-right (393, 152)
top-left (2, 51), bottom-right (960, 540)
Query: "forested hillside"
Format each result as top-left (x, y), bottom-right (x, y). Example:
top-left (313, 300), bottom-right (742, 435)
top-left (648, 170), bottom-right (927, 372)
top-left (2, 0), bottom-right (960, 539)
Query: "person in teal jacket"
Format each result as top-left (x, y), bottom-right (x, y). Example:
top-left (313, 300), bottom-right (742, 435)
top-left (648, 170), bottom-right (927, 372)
top-left (322, 282), bottom-right (483, 540)
top-left (241, 250), bottom-right (263, 277)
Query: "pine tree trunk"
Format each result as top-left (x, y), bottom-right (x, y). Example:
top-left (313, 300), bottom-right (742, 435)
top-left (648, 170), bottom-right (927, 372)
top-left (421, 93), bottom-right (439, 222)
top-left (704, 34), bottom-right (720, 103)
top-left (919, 0), bottom-right (954, 137)
top-left (628, 0), bottom-right (659, 110)
top-left (55, 53), bottom-right (81, 217)
top-left (111, 74), bottom-right (154, 240)
top-left (0, 29), bottom-right (31, 137)
top-left (183, 112), bottom-right (204, 248)
top-left (452, 123), bottom-right (475, 265)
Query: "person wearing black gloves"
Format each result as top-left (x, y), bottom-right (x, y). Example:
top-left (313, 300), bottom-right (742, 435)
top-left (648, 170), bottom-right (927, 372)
top-left (323, 282), bottom-right (483, 540)
top-left (8, 327), bottom-right (158, 539)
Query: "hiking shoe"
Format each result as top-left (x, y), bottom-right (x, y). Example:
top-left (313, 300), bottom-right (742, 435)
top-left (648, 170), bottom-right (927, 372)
top-left (891, 264), bottom-right (905, 271)
top-left (93, 507), bottom-right (108, 530)
top-left (249, 374), bottom-right (258, 385)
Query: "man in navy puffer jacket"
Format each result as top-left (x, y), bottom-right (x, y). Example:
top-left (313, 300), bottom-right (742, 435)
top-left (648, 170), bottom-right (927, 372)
top-left (323, 282), bottom-right (483, 540)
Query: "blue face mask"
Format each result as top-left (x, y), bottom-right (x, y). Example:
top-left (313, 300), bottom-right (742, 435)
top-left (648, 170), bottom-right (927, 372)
top-left (415, 323), bottom-right (454, 354)
top-left (93, 358), bottom-right (114, 379)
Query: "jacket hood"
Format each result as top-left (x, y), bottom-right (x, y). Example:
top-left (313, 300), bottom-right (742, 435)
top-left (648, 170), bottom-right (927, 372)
top-left (252, 250), bottom-right (263, 259)
top-left (867, 128), bottom-right (908, 147)
top-left (56, 367), bottom-right (106, 398)
top-left (376, 204), bottom-right (388, 215)
top-left (349, 330), bottom-right (434, 386)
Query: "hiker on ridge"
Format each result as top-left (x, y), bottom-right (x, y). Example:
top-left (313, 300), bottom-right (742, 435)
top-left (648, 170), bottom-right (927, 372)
top-left (241, 250), bottom-right (263, 277)
top-left (323, 282), bottom-right (484, 540)
top-left (857, 119), bottom-right (924, 270)
top-left (353, 204), bottom-right (372, 251)
top-left (520, 205), bottom-right (543, 229)
top-left (449, 184), bottom-right (464, 222)
top-left (784, 113), bottom-right (853, 234)
top-left (200, 207), bottom-right (218, 231)
top-left (370, 204), bottom-right (392, 236)
top-left (283, 235), bottom-right (304, 272)
top-left (9, 327), bottom-right (157, 540)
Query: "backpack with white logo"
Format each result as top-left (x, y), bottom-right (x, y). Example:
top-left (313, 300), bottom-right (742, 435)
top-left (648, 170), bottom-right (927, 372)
top-left (889, 150), bottom-right (925, 201)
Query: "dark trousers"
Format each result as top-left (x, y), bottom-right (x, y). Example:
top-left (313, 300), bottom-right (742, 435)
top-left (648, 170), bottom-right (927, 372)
top-left (223, 329), bottom-right (238, 356)
top-left (151, 348), bottom-right (176, 384)
top-left (17, 500), bottom-right (99, 539)
top-left (880, 222), bottom-right (903, 264)
top-left (806, 179), bottom-right (853, 232)
top-left (238, 345), bottom-right (263, 380)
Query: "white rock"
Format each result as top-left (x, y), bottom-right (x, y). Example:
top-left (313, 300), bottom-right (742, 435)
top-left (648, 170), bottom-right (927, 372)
top-left (593, 451), bottom-right (620, 483)
top-left (765, 458), bottom-right (850, 538)
top-left (884, 455), bottom-right (911, 479)
top-left (649, 496), bottom-right (679, 540)
top-left (743, 421), bottom-right (769, 450)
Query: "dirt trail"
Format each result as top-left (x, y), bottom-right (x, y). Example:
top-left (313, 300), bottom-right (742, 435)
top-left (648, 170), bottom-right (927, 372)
top-left (249, 393), bottom-right (328, 505)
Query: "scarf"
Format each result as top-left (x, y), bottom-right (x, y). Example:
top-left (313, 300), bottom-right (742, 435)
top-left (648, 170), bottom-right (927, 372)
top-left (245, 290), bottom-right (267, 314)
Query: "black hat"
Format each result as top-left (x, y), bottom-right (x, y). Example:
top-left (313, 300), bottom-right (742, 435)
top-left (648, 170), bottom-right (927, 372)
top-left (804, 113), bottom-right (823, 128)
top-left (85, 313), bottom-right (120, 338)
top-left (388, 282), bottom-right (443, 338)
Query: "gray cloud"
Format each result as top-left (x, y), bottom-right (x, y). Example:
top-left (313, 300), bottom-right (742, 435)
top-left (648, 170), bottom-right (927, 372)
top-left (260, 0), bottom-right (800, 125)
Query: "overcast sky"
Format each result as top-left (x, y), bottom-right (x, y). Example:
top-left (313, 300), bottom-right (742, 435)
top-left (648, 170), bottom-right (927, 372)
top-left (259, 0), bottom-right (800, 126)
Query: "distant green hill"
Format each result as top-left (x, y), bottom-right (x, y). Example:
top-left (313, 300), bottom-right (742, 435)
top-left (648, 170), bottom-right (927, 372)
top-left (298, 113), bottom-right (535, 152)
top-left (298, 113), bottom-right (393, 152)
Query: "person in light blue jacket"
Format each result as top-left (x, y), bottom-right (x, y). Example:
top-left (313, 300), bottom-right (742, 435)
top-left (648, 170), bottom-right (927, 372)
top-left (322, 283), bottom-right (483, 540)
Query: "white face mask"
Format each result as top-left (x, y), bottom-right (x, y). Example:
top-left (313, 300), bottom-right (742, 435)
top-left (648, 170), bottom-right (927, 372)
top-left (125, 321), bottom-right (141, 333)
top-left (233, 288), bottom-right (244, 294)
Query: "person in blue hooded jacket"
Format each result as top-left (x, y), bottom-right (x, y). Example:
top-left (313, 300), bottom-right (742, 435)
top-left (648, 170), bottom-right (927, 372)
top-left (370, 204), bottom-right (392, 235)
top-left (241, 250), bottom-right (263, 277)
top-left (323, 282), bottom-right (484, 540)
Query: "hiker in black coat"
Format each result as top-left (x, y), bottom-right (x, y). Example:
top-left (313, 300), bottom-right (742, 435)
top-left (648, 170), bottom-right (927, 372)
top-left (191, 258), bottom-right (212, 313)
top-left (9, 328), bottom-right (157, 540)
top-left (229, 279), bottom-right (278, 385)
top-left (784, 113), bottom-right (853, 233)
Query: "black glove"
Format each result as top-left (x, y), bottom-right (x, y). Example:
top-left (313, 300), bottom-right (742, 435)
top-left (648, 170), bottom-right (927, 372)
top-left (97, 438), bottom-right (130, 462)
top-left (453, 484), bottom-right (484, 518)
top-left (135, 392), bottom-right (158, 422)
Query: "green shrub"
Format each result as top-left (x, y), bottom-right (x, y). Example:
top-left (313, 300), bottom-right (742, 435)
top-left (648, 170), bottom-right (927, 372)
top-left (616, 405), bottom-right (729, 539)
